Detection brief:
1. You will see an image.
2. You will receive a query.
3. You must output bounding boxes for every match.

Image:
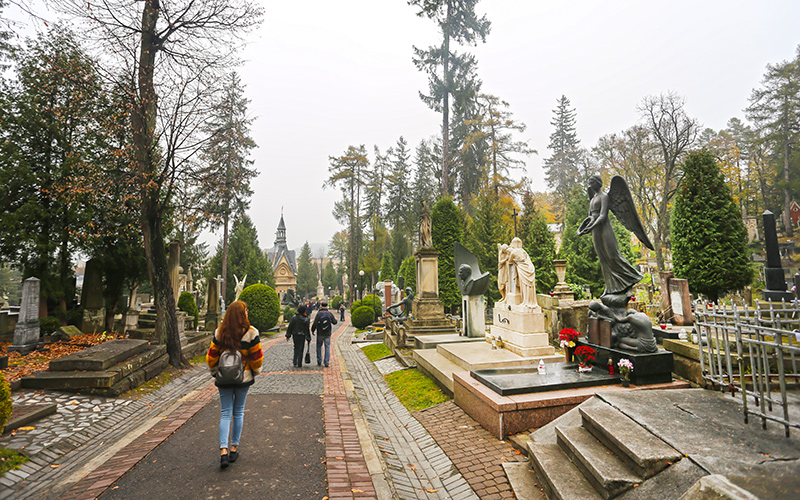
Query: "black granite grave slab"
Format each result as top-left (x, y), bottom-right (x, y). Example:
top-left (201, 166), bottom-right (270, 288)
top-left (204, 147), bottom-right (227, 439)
top-left (471, 362), bottom-right (620, 396)
top-left (575, 340), bottom-right (673, 385)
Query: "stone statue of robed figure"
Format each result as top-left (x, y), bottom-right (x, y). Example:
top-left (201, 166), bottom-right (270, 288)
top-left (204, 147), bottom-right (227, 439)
top-left (578, 175), bottom-right (658, 353)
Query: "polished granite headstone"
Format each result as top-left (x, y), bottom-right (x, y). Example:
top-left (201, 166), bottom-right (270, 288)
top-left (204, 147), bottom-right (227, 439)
top-left (471, 362), bottom-right (620, 396)
top-left (575, 339), bottom-right (674, 386)
top-left (762, 210), bottom-right (793, 302)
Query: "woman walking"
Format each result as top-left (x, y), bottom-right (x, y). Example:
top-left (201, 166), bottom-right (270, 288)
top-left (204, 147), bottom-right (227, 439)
top-left (207, 301), bottom-right (263, 468)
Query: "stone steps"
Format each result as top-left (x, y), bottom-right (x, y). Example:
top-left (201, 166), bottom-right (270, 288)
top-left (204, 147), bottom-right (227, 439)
top-left (555, 425), bottom-right (640, 499)
top-left (579, 399), bottom-right (681, 478)
top-left (527, 397), bottom-right (683, 500)
top-left (528, 442), bottom-right (603, 500)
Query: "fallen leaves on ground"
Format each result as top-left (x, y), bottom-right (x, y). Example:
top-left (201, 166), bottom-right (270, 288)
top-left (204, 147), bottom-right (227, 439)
top-left (0, 333), bottom-right (120, 383)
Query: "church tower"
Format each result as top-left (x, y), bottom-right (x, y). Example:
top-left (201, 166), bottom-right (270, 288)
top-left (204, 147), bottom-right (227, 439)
top-left (266, 213), bottom-right (297, 299)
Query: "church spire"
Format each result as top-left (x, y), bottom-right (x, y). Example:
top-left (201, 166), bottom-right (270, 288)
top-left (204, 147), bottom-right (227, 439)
top-left (275, 213), bottom-right (287, 246)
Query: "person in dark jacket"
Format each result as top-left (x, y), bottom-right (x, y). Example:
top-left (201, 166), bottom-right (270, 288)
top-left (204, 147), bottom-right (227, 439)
top-left (311, 301), bottom-right (338, 367)
top-left (207, 301), bottom-right (263, 468)
top-left (285, 305), bottom-right (310, 367)
top-left (339, 303), bottom-right (346, 321)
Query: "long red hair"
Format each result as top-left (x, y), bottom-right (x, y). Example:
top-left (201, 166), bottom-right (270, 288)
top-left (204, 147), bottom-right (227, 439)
top-left (217, 301), bottom-right (250, 351)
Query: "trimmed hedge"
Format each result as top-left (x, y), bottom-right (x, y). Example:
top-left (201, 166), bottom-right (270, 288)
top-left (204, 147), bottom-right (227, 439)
top-left (0, 371), bottom-right (11, 432)
top-left (350, 299), bottom-right (362, 312)
top-left (352, 306), bottom-right (375, 329)
top-left (330, 295), bottom-right (343, 310)
top-left (239, 284), bottom-right (280, 332)
top-left (361, 294), bottom-right (383, 318)
top-left (178, 292), bottom-right (199, 325)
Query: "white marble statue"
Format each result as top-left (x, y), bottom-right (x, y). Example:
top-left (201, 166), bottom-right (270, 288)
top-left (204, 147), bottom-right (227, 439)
top-left (498, 237), bottom-right (537, 308)
top-left (233, 274), bottom-right (247, 302)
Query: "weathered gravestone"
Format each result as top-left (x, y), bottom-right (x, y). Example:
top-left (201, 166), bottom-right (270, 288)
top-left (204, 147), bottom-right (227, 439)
top-left (668, 278), bottom-right (693, 325)
top-left (81, 259), bottom-right (105, 333)
top-left (761, 210), bottom-right (793, 302)
top-left (9, 277), bottom-right (40, 354)
top-left (168, 240), bottom-right (181, 305)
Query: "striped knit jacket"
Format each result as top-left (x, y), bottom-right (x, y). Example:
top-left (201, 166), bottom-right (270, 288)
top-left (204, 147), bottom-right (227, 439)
top-left (206, 326), bottom-right (263, 386)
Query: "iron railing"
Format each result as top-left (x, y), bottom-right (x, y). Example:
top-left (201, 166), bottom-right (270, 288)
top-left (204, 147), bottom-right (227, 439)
top-left (694, 299), bottom-right (800, 437)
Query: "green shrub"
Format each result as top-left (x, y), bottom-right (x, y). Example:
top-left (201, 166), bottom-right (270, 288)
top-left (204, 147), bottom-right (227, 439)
top-left (177, 292), bottom-right (199, 325)
top-left (352, 306), bottom-right (375, 329)
top-left (0, 371), bottom-right (11, 432)
top-left (239, 284), bottom-right (280, 332)
top-left (331, 295), bottom-right (343, 310)
top-left (39, 316), bottom-right (60, 335)
top-left (350, 299), bottom-right (362, 312)
top-left (283, 306), bottom-right (296, 320)
top-left (361, 294), bottom-right (383, 318)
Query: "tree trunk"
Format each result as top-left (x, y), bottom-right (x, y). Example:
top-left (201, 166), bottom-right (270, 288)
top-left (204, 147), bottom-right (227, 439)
top-left (441, 2), bottom-right (451, 197)
top-left (132, 0), bottom-right (187, 368)
top-left (222, 212), bottom-right (229, 305)
top-left (783, 119), bottom-right (793, 236)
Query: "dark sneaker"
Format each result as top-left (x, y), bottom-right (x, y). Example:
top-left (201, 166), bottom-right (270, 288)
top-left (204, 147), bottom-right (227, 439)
top-left (229, 450), bottom-right (239, 463)
top-left (220, 453), bottom-right (230, 469)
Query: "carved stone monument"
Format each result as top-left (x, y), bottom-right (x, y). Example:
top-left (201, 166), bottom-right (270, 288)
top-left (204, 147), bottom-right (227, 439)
top-left (761, 210), bottom-right (793, 302)
top-left (578, 175), bottom-right (658, 353)
top-left (234, 274), bottom-right (247, 302)
top-left (491, 237), bottom-right (556, 357)
top-left (81, 259), bottom-right (105, 333)
top-left (455, 242), bottom-right (490, 338)
top-left (205, 277), bottom-right (220, 332)
top-left (9, 277), bottom-right (41, 354)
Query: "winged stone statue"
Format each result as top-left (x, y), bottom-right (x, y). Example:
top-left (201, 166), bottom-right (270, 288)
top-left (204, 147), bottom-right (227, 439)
top-left (578, 175), bottom-right (653, 297)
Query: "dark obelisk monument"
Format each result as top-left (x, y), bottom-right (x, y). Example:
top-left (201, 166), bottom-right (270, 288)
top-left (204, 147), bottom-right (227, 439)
top-left (762, 210), bottom-right (793, 302)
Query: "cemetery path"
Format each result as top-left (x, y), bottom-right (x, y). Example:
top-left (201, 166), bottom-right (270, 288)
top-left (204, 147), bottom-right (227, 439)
top-left (2, 315), bottom-right (531, 500)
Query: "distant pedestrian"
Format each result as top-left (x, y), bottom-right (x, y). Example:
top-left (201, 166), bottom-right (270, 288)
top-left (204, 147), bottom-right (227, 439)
top-left (285, 305), bottom-right (310, 367)
top-left (311, 301), bottom-right (338, 367)
top-left (207, 301), bottom-right (263, 469)
top-left (339, 303), bottom-right (345, 322)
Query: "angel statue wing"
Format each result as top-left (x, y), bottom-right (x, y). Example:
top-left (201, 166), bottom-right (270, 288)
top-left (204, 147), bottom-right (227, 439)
top-left (607, 176), bottom-right (654, 251)
top-left (454, 242), bottom-right (491, 296)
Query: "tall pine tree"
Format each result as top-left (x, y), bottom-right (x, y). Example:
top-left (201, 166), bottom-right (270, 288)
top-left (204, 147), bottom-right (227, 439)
top-left (432, 197), bottom-right (463, 311)
top-left (672, 150), bottom-right (753, 302)
top-left (544, 96), bottom-right (583, 223)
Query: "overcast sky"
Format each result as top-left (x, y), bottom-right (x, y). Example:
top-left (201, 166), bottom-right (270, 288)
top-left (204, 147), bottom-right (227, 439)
top-left (7, 1), bottom-right (800, 257)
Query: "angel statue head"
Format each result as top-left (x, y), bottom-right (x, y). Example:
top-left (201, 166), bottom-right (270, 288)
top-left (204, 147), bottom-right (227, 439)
top-left (587, 174), bottom-right (602, 192)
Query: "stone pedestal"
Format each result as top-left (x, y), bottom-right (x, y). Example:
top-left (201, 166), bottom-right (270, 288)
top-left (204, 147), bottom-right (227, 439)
top-left (575, 339), bottom-right (674, 385)
top-left (397, 248), bottom-right (456, 345)
top-left (124, 309), bottom-right (140, 334)
top-left (10, 278), bottom-right (41, 354)
top-left (205, 277), bottom-right (220, 332)
top-left (415, 248), bottom-right (440, 299)
top-left (462, 294), bottom-right (486, 338)
top-left (552, 259), bottom-right (574, 301)
top-left (491, 302), bottom-right (555, 358)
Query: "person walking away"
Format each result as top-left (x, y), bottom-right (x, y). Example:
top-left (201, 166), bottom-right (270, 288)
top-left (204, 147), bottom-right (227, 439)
top-left (207, 301), bottom-right (263, 469)
top-left (339, 302), bottom-right (345, 321)
top-left (285, 305), bottom-right (310, 367)
top-left (311, 301), bottom-right (337, 367)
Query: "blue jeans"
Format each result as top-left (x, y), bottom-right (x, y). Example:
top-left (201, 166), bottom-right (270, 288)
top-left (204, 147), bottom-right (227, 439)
top-left (218, 385), bottom-right (249, 449)
top-left (316, 335), bottom-right (331, 366)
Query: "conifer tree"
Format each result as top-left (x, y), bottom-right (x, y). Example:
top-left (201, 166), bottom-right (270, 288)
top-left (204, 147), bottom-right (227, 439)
top-left (396, 256), bottom-right (416, 297)
top-left (296, 242), bottom-right (316, 299)
top-left (465, 187), bottom-right (510, 304)
top-left (432, 197), bottom-right (463, 311)
top-left (518, 191), bottom-right (557, 294)
top-left (544, 96), bottom-right (583, 223)
top-left (672, 150), bottom-right (754, 302)
top-left (560, 185), bottom-right (603, 297)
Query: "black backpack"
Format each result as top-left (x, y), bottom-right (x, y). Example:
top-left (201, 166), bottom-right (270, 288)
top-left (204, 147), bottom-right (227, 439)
top-left (216, 349), bottom-right (245, 385)
top-left (317, 312), bottom-right (332, 334)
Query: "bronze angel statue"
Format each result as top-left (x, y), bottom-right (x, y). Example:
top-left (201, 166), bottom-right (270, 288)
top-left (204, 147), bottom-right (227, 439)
top-left (577, 175), bottom-right (654, 298)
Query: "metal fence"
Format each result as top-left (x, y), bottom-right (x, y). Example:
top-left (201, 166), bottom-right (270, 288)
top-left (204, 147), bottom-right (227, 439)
top-left (694, 300), bottom-right (800, 437)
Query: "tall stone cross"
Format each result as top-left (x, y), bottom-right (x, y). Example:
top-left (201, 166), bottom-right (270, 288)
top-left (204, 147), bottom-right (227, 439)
top-left (511, 208), bottom-right (519, 237)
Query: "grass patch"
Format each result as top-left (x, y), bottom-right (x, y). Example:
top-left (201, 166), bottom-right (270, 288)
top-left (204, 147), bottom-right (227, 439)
top-left (361, 343), bottom-right (392, 362)
top-left (0, 448), bottom-right (28, 475)
top-left (385, 369), bottom-right (450, 412)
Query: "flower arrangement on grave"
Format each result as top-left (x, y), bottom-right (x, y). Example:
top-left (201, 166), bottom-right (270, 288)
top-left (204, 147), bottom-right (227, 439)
top-left (574, 346), bottom-right (596, 372)
top-left (559, 328), bottom-right (580, 362)
top-left (617, 358), bottom-right (633, 386)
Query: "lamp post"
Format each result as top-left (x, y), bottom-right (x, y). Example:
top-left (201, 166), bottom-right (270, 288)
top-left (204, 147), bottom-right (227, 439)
top-left (359, 270), bottom-right (365, 300)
